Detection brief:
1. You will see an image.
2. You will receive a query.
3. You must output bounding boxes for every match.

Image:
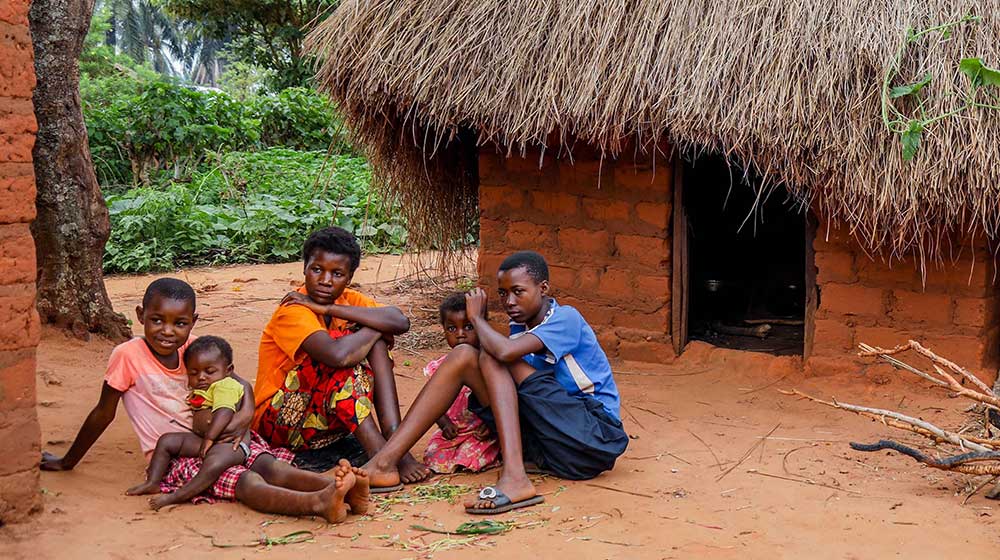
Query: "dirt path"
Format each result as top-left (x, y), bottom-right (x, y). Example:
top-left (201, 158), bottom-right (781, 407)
top-left (3, 256), bottom-right (1000, 558)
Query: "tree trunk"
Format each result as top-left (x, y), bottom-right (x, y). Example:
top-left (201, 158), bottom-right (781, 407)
top-left (29, 0), bottom-right (131, 341)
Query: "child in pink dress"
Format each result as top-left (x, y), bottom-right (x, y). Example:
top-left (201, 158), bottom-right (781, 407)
top-left (422, 293), bottom-right (501, 474)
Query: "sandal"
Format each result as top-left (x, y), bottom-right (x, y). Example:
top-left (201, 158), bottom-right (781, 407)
top-left (465, 486), bottom-right (544, 515)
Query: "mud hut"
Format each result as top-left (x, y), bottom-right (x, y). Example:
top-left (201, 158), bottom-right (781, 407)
top-left (306, 1), bottom-right (1000, 379)
top-left (0, 1), bottom-right (41, 522)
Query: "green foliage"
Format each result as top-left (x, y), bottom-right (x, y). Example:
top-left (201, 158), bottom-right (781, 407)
top-left (217, 59), bottom-right (276, 101)
top-left (882, 15), bottom-right (1000, 161)
top-left (84, 77), bottom-right (261, 187)
top-left (157, 0), bottom-right (340, 90)
top-left (958, 58), bottom-right (1000, 88)
top-left (103, 150), bottom-right (407, 273)
top-left (255, 88), bottom-right (349, 152)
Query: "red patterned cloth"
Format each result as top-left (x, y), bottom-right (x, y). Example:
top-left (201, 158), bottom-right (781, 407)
top-left (256, 329), bottom-right (375, 452)
top-left (159, 431), bottom-right (293, 503)
top-left (421, 355), bottom-right (501, 474)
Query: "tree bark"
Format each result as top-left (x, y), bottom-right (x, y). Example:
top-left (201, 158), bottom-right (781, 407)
top-left (29, 0), bottom-right (130, 341)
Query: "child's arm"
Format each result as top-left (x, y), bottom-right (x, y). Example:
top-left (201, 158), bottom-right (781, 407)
top-left (41, 382), bottom-right (123, 471)
top-left (282, 291), bottom-right (410, 334)
top-left (465, 289), bottom-right (545, 363)
top-left (300, 326), bottom-right (384, 369)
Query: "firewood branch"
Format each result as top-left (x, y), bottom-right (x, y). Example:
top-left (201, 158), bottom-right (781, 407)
top-left (851, 439), bottom-right (1000, 473)
top-left (780, 389), bottom-right (993, 452)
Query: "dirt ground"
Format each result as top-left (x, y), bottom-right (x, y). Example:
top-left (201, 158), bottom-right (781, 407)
top-left (3, 255), bottom-right (1000, 558)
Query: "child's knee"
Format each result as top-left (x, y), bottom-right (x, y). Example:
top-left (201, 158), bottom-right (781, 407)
top-left (203, 448), bottom-right (243, 473)
top-left (248, 454), bottom-right (278, 479)
top-left (450, 343), bottom-right (479, 365)
top-left (234, 470), bottom-right (265, 498)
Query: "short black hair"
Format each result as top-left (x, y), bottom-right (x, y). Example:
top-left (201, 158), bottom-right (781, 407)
top-left (303, 226), bottom-right (361, 273)
top-left (143, 278), bottom-right (196, 310)
top-left (439, 292), bottom-right (468, 324)
top-left (498, 251), bottom-right (549, 283)
top-left (184, 335), bottom-right (233, 366)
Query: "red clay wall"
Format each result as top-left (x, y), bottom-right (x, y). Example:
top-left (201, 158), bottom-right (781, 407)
top-left (809, 225), bottom-right (1000, 382)
top-left (478, 145), bottom-right (673, 362)
top-left (0, 0), bottom-right (41, 523)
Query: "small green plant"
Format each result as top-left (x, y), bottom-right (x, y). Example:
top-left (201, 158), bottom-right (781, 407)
top-left (882, 15), bottom-right (1000, 160)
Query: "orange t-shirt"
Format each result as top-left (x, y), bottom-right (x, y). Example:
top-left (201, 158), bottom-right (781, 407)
top-left (253, 287), bottom-right (379, 426)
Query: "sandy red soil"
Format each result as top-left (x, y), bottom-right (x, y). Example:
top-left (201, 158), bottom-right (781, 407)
top-left (3, 255), bottom-right (1000, 558)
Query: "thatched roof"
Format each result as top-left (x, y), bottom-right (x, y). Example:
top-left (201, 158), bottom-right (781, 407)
top-left (306, 1), bottom-right (1000, 258)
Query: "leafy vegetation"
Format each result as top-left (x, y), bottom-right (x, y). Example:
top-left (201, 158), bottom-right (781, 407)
top-left (882, 15), bottom-right (1000, 160)
top-left (80, 5), bottom-right (414, 275)
top-left (104, 150), bottom-right (407, 273)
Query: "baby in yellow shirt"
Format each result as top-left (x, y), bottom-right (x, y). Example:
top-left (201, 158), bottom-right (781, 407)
top-left (127, 336), bottom-right (253, 506)
top-left (126, 336), bottom-right (370, 522)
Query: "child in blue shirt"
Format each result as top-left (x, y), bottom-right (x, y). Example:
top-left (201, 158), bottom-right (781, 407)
top-left (361, 251), bottom-right (628, 514)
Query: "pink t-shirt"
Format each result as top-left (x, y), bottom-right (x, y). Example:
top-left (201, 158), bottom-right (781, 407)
top-left (104, 337), bottom-right (194, 459)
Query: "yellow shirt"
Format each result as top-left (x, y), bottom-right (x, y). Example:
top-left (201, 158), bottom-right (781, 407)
top-left (189, 376), bottom-right (244, 412)
top-left (253, 287), bottom-right (379, 426)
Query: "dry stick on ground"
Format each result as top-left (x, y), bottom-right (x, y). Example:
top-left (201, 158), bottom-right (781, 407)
top-left (583, 483), bottom-right (655, 499)
top-left (860, 341), bottom-right (997, 399)
top-left (963, 475), bottom-right (999, 505)
top-left (746, 470), bottom-right (862, 495)
top-left (849, 440), bottom-right (1000, 476)
top-left (717, 423), bottom-right (782, 482)
top-left (687, 429), bottom-right (724, 471)
top-left (781, 389), bottom-right (992, 452)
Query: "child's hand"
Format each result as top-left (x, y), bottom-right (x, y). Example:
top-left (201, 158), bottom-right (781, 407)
top-left (473, 424), bottom-right (493, 441)
top-left (465, 288), bottom-right (488, 320)
top-left (199, 438), bottom-right (214, 458)
top-left (281, 291), bottom-right (329, 315)
top-left (440, 420), bottom-right (460, 440)
top-left (40, 451), bottom-right (71, 471)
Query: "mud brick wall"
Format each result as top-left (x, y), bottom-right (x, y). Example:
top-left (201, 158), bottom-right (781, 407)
top-left (478, 145), bottom-right (673, 363)
top-left (808, 223), bottom-right (1000, 383)
top-left (0, 0), bottom-right (41, 523)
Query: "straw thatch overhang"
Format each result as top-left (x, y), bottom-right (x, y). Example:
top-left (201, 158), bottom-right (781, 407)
top-left (307, 1), bottom-right (1000, 259)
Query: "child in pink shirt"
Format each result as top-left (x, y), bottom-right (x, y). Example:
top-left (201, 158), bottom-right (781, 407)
top-left (422, 293), bottom-right (500, 474)
top-left (40, 278), bottom-right (250, 469)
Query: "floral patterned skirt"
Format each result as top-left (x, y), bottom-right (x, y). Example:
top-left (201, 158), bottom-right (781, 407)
top-left (257, 335), bottom-right (375, 452)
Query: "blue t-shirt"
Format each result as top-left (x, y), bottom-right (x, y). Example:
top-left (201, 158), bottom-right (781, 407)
top-left (510, 299), bottom-right (621, 420)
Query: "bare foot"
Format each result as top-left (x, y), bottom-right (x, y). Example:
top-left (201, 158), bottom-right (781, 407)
top-left (464, 472), bottom-right (536, 511)
top-left (343, 460), bottom-right (371, 515)
top-left (317, 462), bottom-right (355, 524)
top-left (126, 481), bottom-right (160, 496)
top-left (397, 453), bottom-right (430, 484)
top-left (361, 455), bottom-right (401, 491)
top-left (149, 494), bottom-right (174, 511)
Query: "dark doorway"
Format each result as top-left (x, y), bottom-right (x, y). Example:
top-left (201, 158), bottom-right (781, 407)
top-left (680, 155), bottom-right (807, 356)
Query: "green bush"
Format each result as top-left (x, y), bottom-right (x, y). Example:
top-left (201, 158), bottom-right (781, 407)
top-left (104, 149), bottom-right (407, 273)
top-left (255, 87), bottom-right (350, 152)
top-left (83, 77), bottom-right (354, 189)
top-left (84, 78), bottom-right (261, 189)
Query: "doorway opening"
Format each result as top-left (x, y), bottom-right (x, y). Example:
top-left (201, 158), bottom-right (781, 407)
top-left (678, 154), bottom-right (810, 356)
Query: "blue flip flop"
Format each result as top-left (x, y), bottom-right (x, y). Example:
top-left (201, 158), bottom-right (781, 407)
top-left (465, 486), bottom-right (545, 515)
